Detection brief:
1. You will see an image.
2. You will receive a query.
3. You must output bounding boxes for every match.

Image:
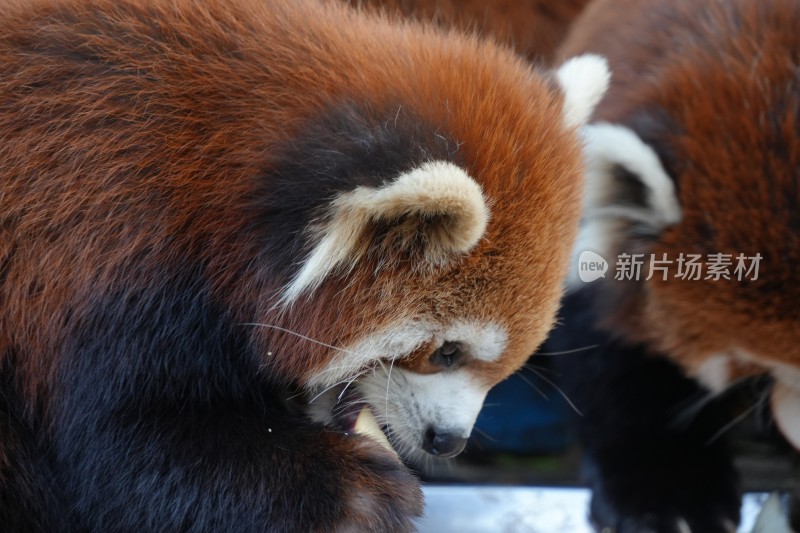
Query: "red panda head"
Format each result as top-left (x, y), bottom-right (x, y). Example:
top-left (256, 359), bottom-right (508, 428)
top-left (266, 51), bottom-right (610, 458)
top-left (561, 0), bottom-right (800, 447)
top-left (226, 4), bottom-right (611, 459)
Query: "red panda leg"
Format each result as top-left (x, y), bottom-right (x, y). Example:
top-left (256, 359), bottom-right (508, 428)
top-left (42, 270), bottom-right (422, 531)
top-left (0, 374), bottom-right (73, 532)
top-left (549, 288), bottom-right (741, 533)
top-left (55, 396), bottom-right (421, 531)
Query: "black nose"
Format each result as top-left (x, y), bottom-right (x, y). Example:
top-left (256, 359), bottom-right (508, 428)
top-left (422, 427), bottom-right (468, 458)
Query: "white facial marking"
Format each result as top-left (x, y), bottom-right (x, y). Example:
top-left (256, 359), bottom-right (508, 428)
top-left (556, 54), bottom-right (611, 128)
top-left (732, 348), bottom-right (800, 393)
top-left (305, 321), bottom-right (436, 390)
top-left (306, 319), bottom-right (507, 390)
top-left (441, 320), bottom-right (507, 363)
top-left (695, 354), bottom-right (732, 394)
top-left (771, 364), bottom-right (800, 390)
top-left (748, 356), bottom-right (800, 451)
top-left (356, 366), bottom-right (489, 457)
top-left (395, 369), bottom-right (488, 437)
top-left (281, 160), bottom-right (489, 304)
top-left (306, 319), bottom-right (506, 458)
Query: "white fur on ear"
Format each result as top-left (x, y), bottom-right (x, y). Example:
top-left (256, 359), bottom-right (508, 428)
top-left (565, 123), bottom-right (681, 291)
top-left (556, 54), bottom-right (610, 128)
top-left (282, 160), bottom-right (489, 303)
top-left (581, 123), bottom-right (681, 226)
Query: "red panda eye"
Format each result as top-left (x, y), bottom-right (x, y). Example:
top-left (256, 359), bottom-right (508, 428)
top-left (430, 342), bottom-right (462, 368)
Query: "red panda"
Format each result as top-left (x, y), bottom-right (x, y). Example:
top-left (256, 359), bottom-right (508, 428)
top-left (342, 0), bottom-right (591, 64)
top-left (554, 0), bottom-right (800, 530)
top-left (0, 0), bottom-right (608, 529)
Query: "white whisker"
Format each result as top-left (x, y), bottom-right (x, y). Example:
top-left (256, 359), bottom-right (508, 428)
top-left (669, 391), bottom-right (715, 430)
top-left (706, 401), bottom-right (759, 445)
top-left (536, 344), bottom-right (599, 356)
top-left (308, 369), bottom-right (369, 404)
top-left (472, 426), bottom-right (496, 443)
top-left (525, 366), bottom-right (584, 416)
top-left (516, 371), bottom-right (549, 401)
top-left (337, 372), bottom-right (363, 401)
top-left (385, 356), bottom-right (396, 422)
top-left (524, 362), bottom-right (561, 378)
top-left (240, 322), bottom-right (358, 356)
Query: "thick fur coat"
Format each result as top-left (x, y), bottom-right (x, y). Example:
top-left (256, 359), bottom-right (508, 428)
top-left (0, 0), bottom-right (608, 530)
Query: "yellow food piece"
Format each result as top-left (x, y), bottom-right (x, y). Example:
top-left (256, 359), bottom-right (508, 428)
top-left (354, 407), bottom-right (395, 454)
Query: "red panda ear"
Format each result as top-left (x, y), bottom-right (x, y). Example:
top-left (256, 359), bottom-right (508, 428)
top-left (282, 160), bottom-right (489, 303)
top-left (581, 123), bottom-right (681, 228)
top-left (556, 54), bottom-right (611, 128)
top-left (567, 123), bottom-right (682, 288)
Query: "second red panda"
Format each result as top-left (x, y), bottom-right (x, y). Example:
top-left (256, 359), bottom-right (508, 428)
top-left (555, 0), bottom-right (800, 530)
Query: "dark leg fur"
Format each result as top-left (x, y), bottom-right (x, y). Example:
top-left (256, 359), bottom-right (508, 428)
top-left (56, 390), bottom-right (420, 532)
top-left (549, 287), bottom-right (741, 533)
top-left (15, 265), bottom-right (421, 532)
top-left (0, 361), bottom-right (75, 533)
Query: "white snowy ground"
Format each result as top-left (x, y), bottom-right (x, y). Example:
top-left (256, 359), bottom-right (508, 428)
top-left (419, 486), bottom-right (786, 533)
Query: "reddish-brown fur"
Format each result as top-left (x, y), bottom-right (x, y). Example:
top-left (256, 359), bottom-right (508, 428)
top-left (345, 0), bottom-right (590, 64)
top-left (560, 0), bottom-right (800, 380)
top-left (1, 0), bottom-right (582, 397)
top-left (0, 0), bottom-right (588, 527)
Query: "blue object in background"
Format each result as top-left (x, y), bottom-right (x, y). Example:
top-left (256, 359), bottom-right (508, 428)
top-left (471, 366), bottom-right (577, 455)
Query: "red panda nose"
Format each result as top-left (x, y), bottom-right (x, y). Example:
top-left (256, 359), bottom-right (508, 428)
top-left (422, 427), bottom-right (468, 458)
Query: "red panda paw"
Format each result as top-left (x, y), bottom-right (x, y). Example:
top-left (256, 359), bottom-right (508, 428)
top-left (332, 434), bottom-right (423, 533)
top-left (587, 467), bottom-right (740, 533)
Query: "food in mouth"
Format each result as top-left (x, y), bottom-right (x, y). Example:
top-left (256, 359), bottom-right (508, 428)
top-left (326, 388), bottom-right (396, 454)
top-left (354, 407), bottom-right (395, 454)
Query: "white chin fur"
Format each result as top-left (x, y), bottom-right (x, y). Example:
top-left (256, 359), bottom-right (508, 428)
top-left (305, 368), bottom-right (488, 463)
top-left (305, 320), bottom-right (505, 459)
top-left (355, 367), bottom-right (488, 461)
